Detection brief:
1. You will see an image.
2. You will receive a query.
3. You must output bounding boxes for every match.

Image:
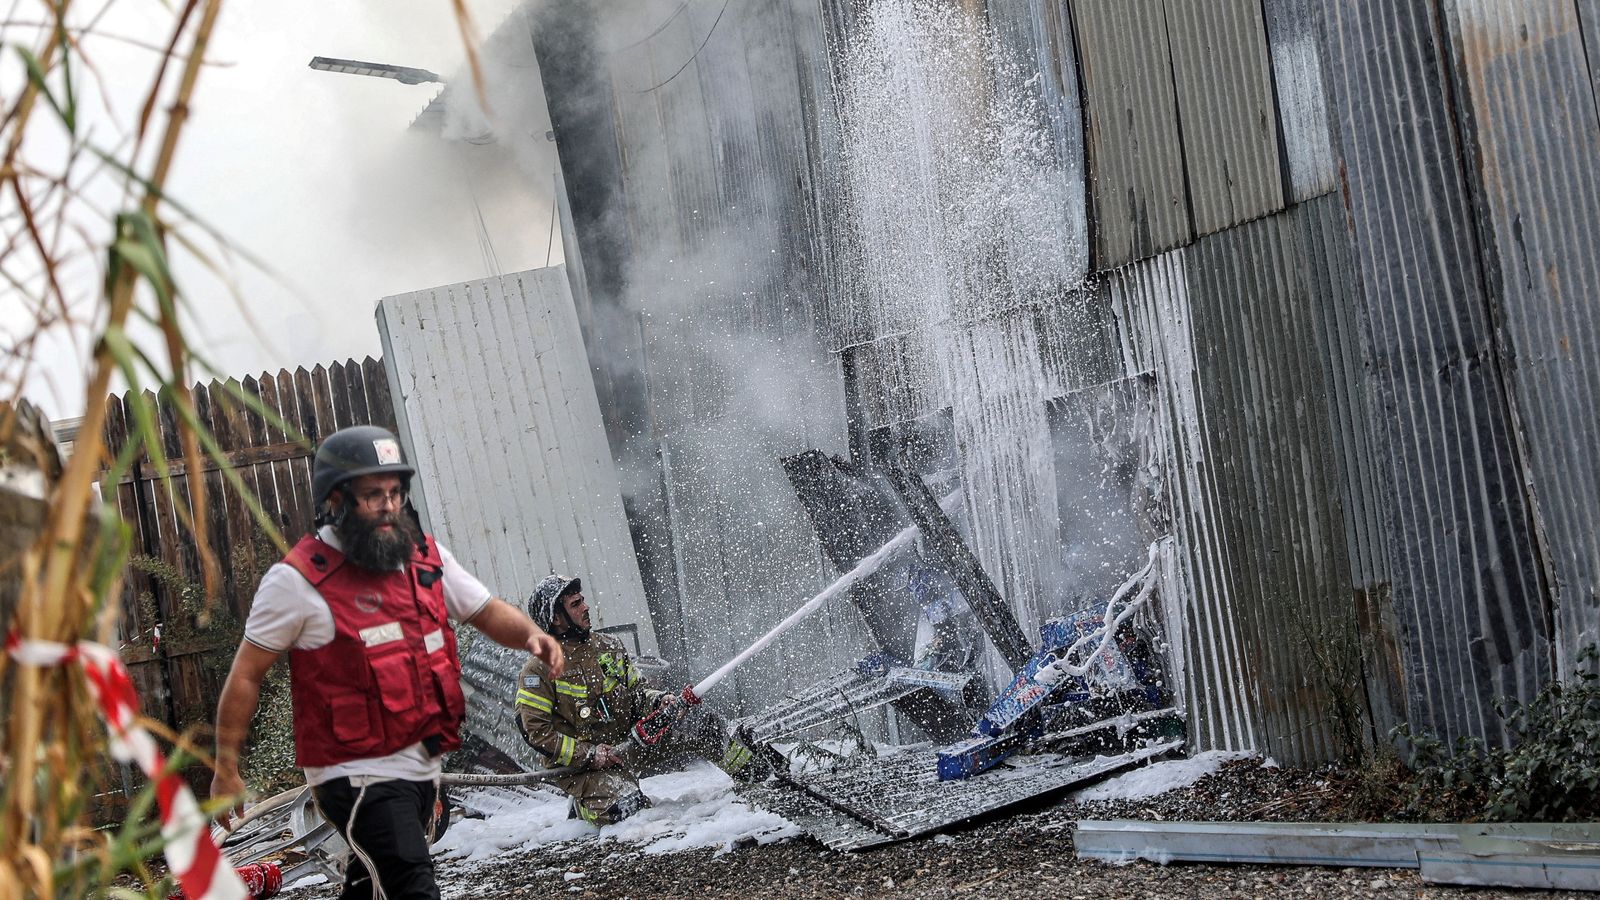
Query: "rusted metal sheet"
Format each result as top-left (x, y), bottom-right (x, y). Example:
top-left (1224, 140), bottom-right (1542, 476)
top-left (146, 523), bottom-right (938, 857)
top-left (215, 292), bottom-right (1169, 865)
top-left (1296, 194), bottom-right (1405, 741)
top-left (1321, 1), bottom-right (1554, 746)
top-left (1181, 195), bottom-right (1375, 765)
top-left (1106, 196), bottom-right (1392, 765)
top-left (1071, 0), bottom-right (1192, 267)
top-left (1262, 0), bottom-right (1337, 201)
top-left (1164, 0), bottom-right (1285, 234)
top-left (1441, 0), bottom-right (1600, 677)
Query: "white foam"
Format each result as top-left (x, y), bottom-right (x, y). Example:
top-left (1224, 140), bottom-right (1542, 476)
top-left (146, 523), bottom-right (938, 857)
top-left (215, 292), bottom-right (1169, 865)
top-left (1069, 751), bottom-right (1253, 802)
top-left (281, 873), bottom-right (328, 892)
top-left (431, 762), bottom-right (800, 865)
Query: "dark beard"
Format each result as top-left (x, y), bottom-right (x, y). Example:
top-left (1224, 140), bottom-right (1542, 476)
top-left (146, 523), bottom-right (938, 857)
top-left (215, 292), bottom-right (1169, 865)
top-left (556, 609), bottom-right (590, 641)
top-left (336, 507), bottom-right (422, 571)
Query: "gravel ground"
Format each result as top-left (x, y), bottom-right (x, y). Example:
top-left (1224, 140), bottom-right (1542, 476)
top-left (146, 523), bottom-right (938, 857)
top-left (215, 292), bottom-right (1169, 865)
top-left (296, 760), bottom-right (1591, 899)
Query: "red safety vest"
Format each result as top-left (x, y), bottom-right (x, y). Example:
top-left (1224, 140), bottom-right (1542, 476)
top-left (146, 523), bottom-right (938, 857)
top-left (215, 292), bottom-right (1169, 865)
top-left (282, 534), bottom-right (466, 767)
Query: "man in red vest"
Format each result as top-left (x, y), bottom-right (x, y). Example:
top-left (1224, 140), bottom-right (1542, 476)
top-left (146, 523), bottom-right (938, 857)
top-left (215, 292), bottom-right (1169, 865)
top-left (211, 425), bottom-right (564, 900)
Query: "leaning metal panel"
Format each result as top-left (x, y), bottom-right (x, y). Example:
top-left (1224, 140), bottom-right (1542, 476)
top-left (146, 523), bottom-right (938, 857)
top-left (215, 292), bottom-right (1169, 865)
top-left (1441, 0), bottom-right (1600, 678)
top-left (1322, 0), bottom-right (1553, 744)
top-left (786, 740), bottom-right (1181, 843)
top-left (734, 781), bottom-right (898, 852)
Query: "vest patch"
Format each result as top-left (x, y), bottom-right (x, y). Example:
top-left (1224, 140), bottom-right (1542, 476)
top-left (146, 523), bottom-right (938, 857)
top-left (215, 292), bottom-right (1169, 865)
top-left (523, 675), bottom-right (541, 688)
top-left (359, 621), bottom-right (404, 647)
top-left (424, 629), bottom-right (445, 654)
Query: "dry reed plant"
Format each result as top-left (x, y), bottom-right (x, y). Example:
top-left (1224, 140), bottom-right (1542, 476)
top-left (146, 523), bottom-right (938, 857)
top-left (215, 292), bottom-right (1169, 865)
top-left (0, 1), bottom-right (487, 896)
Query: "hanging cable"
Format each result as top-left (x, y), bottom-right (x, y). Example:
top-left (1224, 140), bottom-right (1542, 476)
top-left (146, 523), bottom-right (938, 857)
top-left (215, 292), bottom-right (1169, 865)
top-left (458, 153), bottom-right (501, 279)
top-left (617, 0), bottom-right (691, 51)
top-left (632, 0), bottom-right (728, 94)
top-left (544, 200), bottom-right (557, 268)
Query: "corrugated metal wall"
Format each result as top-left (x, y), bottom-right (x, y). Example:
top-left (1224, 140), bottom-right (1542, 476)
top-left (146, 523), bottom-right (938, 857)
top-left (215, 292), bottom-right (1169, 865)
top-left (1109, 249), bottom-right (1262, 754)
top-left (1181, 195), bottom-right (1372, 762)
top-left (1321, 0), bottom-right (1555, 745)
top-left (1071, 0), bottom-right (1191, 267)
top-left (1440, 0), bottom-right (1600, 678)
top-left (1261, 0), bottom-right (1337, 201)
top-left (1163, 0), bottom-right (1284, 235)
top-left (377, 267), bottom-right (656, 768)
top-left (524, 0), bottom-right (1599, 765)
top-left (1071, 0), bottom-right (1286, 268)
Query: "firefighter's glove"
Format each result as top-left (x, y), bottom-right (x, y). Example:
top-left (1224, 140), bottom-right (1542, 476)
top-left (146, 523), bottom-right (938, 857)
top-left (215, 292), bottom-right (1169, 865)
top-left (590, 744), bottom-right (625, 770)
top-left (654, 691), bottom-right (687, 720)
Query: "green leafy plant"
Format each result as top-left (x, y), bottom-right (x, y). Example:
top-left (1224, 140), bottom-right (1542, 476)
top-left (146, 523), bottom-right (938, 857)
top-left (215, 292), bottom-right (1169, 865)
top-left (1393, 645), bottom-right (1600, 822)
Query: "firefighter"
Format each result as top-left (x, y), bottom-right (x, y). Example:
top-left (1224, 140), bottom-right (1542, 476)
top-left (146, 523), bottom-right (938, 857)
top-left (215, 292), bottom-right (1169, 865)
top-left (211, 425), bottom-right (564, 900)
top-left (515, 574), bottom-right (769, 825)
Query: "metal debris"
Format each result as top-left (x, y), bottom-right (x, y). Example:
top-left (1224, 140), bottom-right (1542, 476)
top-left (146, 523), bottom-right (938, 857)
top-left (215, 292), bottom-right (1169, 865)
top-left (764, 740), bottom-right (1181, 851)
top-left (1075, 819), bottom-right (1600, 890)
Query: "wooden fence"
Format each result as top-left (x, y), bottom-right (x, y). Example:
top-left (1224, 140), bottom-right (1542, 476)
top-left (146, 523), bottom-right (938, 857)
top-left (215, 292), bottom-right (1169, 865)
top-left (101, 357), bottom-right (397, 743)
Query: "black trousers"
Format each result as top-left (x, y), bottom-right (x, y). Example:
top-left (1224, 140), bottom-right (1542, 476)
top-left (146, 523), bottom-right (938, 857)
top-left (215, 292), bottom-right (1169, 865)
top-left (312, 777), bottom-right (441, 900)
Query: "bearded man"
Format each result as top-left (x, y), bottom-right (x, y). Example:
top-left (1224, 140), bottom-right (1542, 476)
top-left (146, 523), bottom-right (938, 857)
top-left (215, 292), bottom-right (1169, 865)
top-left (514, 574), bottom-right (770, 826)
top-left (211, 425), bottom-right (564, 900)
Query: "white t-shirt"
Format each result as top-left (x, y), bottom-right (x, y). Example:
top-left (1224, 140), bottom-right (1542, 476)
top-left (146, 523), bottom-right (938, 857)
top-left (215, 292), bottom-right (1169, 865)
top-left (243, 526), bottom-right (493, 786)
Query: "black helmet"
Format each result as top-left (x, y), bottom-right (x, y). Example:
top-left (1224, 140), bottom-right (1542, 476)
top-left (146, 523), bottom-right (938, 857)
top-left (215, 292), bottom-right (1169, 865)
top-left (312, 425), bottom-right (416, 510)
top-left (528, 574), bottom-right (582, 631)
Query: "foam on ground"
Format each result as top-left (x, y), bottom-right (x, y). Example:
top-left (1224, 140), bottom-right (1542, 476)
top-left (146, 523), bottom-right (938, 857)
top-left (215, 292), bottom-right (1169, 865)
top-left (431, 761), bottom-right (800, 864)
top-left (1069, 750), bottom-right (1254, 802)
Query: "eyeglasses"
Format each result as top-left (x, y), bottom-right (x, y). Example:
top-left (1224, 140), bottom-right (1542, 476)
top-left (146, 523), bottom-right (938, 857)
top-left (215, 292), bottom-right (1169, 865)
top-left (351, 487), bottom-right (407, 511)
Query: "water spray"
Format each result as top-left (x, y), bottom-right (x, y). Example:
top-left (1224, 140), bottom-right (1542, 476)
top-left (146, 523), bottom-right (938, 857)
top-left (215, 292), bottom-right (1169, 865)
top-left (630, 492), bottom-right (961, 748)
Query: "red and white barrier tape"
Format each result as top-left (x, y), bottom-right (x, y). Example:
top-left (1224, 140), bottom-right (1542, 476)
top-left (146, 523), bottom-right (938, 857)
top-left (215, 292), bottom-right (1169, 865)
top-left (5, 631), bottom-right (247, 900)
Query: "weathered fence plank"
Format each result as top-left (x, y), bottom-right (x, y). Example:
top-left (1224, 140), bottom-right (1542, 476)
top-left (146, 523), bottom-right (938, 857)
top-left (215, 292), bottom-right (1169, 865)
top-left (100, 358), bottom-right (396, 744)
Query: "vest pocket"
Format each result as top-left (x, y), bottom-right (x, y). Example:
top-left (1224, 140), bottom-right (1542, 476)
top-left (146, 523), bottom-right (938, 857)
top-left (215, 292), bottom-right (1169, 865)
top-left (369, 646), bottom-right (419, 714)
top-left (428, 656), bottom-right (465, 719)
top-left (330, 693), bottom-right (372, 744)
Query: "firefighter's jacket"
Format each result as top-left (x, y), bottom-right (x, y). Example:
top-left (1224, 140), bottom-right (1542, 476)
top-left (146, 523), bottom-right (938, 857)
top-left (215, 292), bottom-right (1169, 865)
top-left (516, 632), bottom-right (662, 768)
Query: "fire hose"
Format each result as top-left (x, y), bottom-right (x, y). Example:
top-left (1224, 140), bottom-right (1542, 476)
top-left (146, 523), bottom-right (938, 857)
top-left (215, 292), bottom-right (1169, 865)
top-left (215, 766), bottom-right (585, 844)
top-left (199, 765), bottom-right (588, 898)
top-left (628, 499), bottom-right (951, 749)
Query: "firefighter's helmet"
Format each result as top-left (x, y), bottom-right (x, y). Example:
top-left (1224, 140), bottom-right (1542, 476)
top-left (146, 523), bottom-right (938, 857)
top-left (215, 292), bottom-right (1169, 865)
top-left (528, 573), bottom-right (582, 631)
top-left (311, 425), bottom-right (415, 510)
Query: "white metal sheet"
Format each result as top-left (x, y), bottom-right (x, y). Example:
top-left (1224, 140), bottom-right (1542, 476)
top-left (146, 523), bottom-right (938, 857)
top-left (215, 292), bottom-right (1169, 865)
top-left (377, 267), bottom-right (655, 651)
